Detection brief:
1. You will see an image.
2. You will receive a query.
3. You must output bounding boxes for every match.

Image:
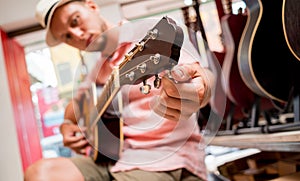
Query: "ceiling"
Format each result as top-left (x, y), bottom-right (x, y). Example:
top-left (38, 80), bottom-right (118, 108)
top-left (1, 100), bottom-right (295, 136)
top-left (0, 0), bottom-right (127, 32)
top-left (0, 0), bottom-right (189, 48)
top-left (0, 0), bottom-right (143, 48)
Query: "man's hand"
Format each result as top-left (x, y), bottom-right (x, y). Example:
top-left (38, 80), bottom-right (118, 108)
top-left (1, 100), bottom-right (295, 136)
top-left (61, 101), bottom-right (90, 155)
top-left (152, 62), bottom-right (213, 121)
top-left (60, 123), bottom-right (90, 155)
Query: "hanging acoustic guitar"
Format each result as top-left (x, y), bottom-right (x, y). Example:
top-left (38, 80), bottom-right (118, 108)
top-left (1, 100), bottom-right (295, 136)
top-left (237, 0), bottom-right (297, 103)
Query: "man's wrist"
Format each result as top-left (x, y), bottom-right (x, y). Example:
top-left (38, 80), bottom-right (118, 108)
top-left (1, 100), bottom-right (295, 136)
top-left (59, 119), bottom-right (74, 133)
top-left (62, 119), bottom-right (74, 124)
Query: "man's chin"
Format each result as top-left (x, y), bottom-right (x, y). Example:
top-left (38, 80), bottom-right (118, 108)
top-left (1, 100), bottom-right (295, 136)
top-left (85, 34), bottom-right (107, 52)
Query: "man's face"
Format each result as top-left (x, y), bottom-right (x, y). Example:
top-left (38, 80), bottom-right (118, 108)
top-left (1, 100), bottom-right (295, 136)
top-left (50, 1), bottom-right (106, 50)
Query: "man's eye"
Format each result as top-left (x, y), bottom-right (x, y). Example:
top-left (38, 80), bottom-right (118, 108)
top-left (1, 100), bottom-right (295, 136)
top-left (71, 16), bottom-right (79, 27)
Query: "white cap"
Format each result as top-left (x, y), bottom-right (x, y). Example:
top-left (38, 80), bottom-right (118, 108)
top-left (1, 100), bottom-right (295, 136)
top-left (35, 0), bottom-right (79, 46)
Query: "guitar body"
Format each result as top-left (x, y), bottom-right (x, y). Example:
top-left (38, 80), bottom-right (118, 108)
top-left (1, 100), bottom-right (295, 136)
top-left (282, 0), bottom-right (300, 88)
top-left (283, 0), bottom-right (300, 62)
top-left (91, 113), bottom-right (121, 163)
top-left (238, 0), bottom-right (296, 103)
top-left (80, 86), bottom-right (121, 163)
top-left (80, 16), bottom-right (184, 163)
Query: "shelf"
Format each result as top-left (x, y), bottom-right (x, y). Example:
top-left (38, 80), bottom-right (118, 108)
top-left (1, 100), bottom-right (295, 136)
top-left (210, 130), bottom-right (300, 152)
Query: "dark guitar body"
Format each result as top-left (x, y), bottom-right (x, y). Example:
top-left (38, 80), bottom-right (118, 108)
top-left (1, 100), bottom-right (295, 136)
top-left (283, 0), bottom-right (300, 62)
top-left (81, 89), bottom-right (122, 163)
top-left (283, 0), bottom-right (300, 88)
top-left (238, 0), bottom-right (296, 103)
top-left (90, 113), bottom-right (121, 163)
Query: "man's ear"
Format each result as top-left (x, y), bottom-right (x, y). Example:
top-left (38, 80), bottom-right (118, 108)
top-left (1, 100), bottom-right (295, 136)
top-left (84, 0), bottom-right (99, 12)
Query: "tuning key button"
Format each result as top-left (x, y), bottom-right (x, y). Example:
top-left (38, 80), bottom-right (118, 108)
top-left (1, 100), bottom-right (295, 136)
top-left (150, 53), bottom-right (161, 64)
top-left (147, 28), bottom-right (158, 39)
top-left (154, 74), bottom-right (161, 89)
top-left (126, 71), bottom-right (135, 81)
top-left (137, 63), bottom-right (147, 73)
top-left (140, 80), bottom-right (151, 94)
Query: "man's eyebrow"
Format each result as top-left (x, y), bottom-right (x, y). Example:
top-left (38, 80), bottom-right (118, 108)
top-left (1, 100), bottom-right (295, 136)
top-left (67, 11), bottom-right (79, 25)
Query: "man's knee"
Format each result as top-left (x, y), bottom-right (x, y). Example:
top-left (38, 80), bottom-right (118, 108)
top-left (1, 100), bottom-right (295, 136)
top-left (24, 158), bottom-right (60, 181)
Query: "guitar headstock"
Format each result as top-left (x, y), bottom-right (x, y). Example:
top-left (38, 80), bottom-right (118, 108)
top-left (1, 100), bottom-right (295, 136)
top-left (118, 16), bottom-right (184, 93)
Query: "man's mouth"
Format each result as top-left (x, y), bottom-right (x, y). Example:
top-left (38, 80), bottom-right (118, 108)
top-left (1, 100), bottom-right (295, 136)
top-left (86, 35), bottom-right (93, 48)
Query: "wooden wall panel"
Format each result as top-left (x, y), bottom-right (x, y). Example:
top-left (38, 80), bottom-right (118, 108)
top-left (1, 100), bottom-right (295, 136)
top-left (1, 29), bottom-right (42, 171)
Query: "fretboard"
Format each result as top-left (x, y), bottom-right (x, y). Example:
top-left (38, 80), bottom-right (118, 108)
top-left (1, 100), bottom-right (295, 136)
top-left (90, 67), bottom-right (121, 128)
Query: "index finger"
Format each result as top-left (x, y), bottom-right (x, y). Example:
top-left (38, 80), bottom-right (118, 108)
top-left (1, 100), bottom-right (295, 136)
top-left (161, 76), bottom-right (204, 102)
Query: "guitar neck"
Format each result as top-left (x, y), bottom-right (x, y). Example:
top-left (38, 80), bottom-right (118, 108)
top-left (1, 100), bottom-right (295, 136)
top-left (90, 67), bottom-right (121, 128)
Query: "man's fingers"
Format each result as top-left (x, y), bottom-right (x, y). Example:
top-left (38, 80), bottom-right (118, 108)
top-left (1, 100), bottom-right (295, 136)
top-left (69, 139), bottom-right (89, 150)
top-left (151, 96), bottom-right (194, 121)
top-left (159, 90), bottom-right (200, 113)
top-left (161, 76), bottom-right (204, 102)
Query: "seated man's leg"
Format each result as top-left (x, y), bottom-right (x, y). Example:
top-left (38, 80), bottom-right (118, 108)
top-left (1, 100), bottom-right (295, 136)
top-left (111, 169), bottom-right (175, 181)
top-left (24, 157), bottom-right (84, 181)
top-left (25, 156), bottom-right (112, 181)
top-left (111, 168), bottom-right (204, 181)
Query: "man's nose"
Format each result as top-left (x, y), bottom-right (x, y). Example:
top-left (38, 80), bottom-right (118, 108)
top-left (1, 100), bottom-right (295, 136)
top-left (69, 27), bottom-right (84, 40)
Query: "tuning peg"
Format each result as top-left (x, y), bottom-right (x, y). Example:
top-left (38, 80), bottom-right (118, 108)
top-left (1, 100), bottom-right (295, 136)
top-left (154, 74), bottom-right (161, 89)
top-left (125, 71), bottom-right (135, 81)
top-left (137, 63), bottom-right (147, 73)
top-left (150, 53), bottom-right (161, 64)
top-left (147, 28), bottom-right (158, 39)
top-left (140, 80), bottom-right (151, 94)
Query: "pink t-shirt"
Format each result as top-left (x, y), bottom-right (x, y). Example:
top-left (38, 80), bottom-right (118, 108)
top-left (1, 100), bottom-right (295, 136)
top-left (112, 83), bottom-right (207, 180)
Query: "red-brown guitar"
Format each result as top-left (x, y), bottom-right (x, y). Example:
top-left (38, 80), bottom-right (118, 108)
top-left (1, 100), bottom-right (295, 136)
top-left (219, 0), bottom-right (255, 109)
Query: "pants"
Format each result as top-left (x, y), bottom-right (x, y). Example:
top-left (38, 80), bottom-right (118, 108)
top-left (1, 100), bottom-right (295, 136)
top-left (71, 156), bottom-right (205, 181)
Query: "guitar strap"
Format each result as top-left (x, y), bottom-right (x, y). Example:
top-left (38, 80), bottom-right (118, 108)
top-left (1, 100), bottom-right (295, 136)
top-left (79, 50), bottom-right (88, 82)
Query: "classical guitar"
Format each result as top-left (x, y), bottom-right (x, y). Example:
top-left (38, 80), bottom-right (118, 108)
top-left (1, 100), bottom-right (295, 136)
top-left (79, 16), bottom-right (184, 163)
top-left (238, 0), bottom-right (296, 103)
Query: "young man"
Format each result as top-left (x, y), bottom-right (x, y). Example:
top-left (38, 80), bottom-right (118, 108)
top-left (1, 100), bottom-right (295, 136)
top-left (25, 0), bottom-right (215, 180)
